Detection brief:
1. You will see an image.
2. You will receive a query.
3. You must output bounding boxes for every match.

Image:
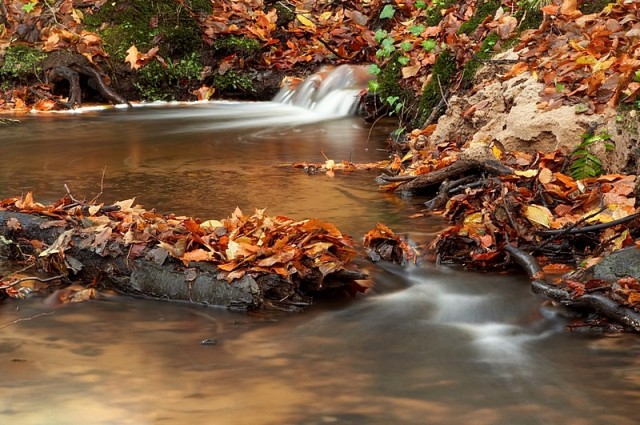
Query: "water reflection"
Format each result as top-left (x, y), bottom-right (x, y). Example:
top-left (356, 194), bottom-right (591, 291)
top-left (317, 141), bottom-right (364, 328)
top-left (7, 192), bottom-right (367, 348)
top-left (1, 104), bottom-right (639, 424)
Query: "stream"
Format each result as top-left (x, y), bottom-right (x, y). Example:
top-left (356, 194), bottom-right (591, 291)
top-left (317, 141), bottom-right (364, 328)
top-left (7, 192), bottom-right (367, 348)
top-left (0, 101), bottom-right (639, 424)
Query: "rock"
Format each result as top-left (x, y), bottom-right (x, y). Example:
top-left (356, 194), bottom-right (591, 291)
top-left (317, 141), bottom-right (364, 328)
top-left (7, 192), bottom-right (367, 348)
top-left (591, 247), bottom-right (640, 282)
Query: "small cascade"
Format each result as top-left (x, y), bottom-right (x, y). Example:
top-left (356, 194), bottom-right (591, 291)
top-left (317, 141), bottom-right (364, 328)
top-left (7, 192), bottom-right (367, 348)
top-left (273, 64), bottom-right (374, 117)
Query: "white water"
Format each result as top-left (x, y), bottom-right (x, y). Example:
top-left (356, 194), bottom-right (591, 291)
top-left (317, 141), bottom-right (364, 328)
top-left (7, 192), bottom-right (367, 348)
top-left (273, 64), bottom-right (373, 117)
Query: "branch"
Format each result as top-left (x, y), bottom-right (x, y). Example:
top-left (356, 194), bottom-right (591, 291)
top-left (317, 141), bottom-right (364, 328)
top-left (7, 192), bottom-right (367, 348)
top-left (505, 244), bottom-right (640, 333)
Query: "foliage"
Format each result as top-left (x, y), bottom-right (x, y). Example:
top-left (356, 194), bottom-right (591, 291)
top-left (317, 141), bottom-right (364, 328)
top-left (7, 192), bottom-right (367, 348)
top-left (0, 46), bottom-right (46, 88)
top-left (569, 131), bottom-right (614, 180)
top-left (506, 1), bottom-right (640, 113)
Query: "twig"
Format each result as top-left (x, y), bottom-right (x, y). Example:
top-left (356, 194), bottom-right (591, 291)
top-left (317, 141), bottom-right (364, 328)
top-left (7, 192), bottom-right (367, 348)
top-left (421, 89), bottom-right (449, 129)
top-left (0, 311), bottom-right (55, 329)
top-left (90, 167), bottom-right (107, 204)
top-left (0, 275), bottom-right (66, 290)
top-left (537, 212), bottom-right (640, 236)
top-left (316, 38), bottom-right (352, 61)
top-left (535, 205), bottom-right (606, 251)
top-left (436, 75), bottom-right (449, 108)
top-left (64, 183), bottom-right (82, 204)
top-left (365, 114), bottom-right (390, 150)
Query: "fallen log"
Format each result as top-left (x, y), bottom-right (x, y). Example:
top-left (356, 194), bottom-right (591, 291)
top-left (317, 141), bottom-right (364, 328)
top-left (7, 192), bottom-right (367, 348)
top-left (0, 197), bottom-right (368, 311)
top-left (505, 244), bottom-right (640, 333)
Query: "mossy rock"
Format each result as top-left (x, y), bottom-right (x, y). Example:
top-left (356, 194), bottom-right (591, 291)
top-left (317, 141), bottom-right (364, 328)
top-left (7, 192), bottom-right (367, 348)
top-left (211, 36), bottom-right (262, 57)
top-left (0, 45), bottom-right (46, 88)
top-left (414, 49), bottom-right (457, 128)
top-left (84, 0), bottom-right (205, 60)
top-left (134, 52), bottom-right (203, 101)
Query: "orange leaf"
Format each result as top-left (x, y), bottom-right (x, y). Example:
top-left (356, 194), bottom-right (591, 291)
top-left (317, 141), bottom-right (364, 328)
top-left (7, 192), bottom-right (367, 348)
top-left (181, 249), bottom-right (211, 266)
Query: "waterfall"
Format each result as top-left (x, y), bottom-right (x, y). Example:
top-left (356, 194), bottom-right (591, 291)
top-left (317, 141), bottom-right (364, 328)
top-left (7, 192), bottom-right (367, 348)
top-left (272, 64), bottom-right (374, 117)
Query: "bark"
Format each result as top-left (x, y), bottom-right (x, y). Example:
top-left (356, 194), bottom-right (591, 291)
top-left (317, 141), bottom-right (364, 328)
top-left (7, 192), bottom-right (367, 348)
top-left (0, 211), bottom-right (365, 311)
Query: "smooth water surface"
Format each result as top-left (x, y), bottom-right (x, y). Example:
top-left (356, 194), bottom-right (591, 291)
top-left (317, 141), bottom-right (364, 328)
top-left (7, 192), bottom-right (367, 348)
top-left (0, 102), bottom-right (639, 425)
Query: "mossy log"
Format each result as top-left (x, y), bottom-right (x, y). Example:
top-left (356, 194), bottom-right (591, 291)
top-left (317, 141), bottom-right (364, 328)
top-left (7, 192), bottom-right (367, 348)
top-left (0, 211), bottom-right (366, 311)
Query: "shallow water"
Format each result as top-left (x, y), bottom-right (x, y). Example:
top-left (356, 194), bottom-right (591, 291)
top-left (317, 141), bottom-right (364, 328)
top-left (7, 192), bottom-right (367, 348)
top-left (0, 102), bottom-right (639, 425)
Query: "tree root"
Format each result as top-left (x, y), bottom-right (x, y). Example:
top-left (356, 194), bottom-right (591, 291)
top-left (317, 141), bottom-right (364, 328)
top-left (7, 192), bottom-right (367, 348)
top-left (383, 156), bottom-right (513, 196)
top-left (43, 52), bottom-right (131, 108)
top-left (505, 244), bottom-right (640, 333)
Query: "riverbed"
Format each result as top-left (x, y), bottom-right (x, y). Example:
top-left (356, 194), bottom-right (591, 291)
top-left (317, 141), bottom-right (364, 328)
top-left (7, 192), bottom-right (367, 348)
top-left (0, 102), bottom-right (639, 424)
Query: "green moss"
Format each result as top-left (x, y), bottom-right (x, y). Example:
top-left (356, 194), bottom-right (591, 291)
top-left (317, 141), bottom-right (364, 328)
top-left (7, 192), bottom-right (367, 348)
top-left (425, 0), bottom-right (458, 27)
top-left (414, 49), bottom-right (457, 127)
top-left (0, 46), bottom-right (46, 88)
top-left (461, 31), bottom-right (500, 85)
top-left (458, 0), bottom-right (502, 35)
top-left (85, 0), bottom-right (204, 60)
top-left (377, 54), bottom-right (404, 100)
top-left (514, 4), bottom-right (543, 31)
top-left (212, 70), bottom-right (255, 94)
top-left (272, 2), bottom-right (295, 27)
top-left (134, 52), bottom-right (203, 101)
top-left (212, 36), bottom-right (261, 56)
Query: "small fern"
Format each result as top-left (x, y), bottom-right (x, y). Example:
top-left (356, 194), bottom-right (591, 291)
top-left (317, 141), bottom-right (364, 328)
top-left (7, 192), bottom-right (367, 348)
top-left (569, 131), bottom-right (614, 180)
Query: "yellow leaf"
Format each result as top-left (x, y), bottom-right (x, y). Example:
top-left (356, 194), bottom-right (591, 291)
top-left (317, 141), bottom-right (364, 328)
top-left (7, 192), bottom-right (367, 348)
top-left (296, 14), bottom-right (316, 30)
top-left (612, 229), bottom-right (629, 250)
top-left (514, 169), bottom-right (538, 178)
top-left (575, 55), bottom-right (597, 66)
top-left (201, 219), bottom-right (224, 233)
top-left (593, 56), bottom-right (616, 73)
top-left (569, 40), bottom-right (585, 51)
top-left (463, 212), bottom-right (483, 225)
top-left (401, 151), bottom-right (413, 162)
top-left (524, 205), bottom-right (553, 228)
top-left (319, 11), bottom-right (332, 22)
top-left (491, 144), bottom-right (503, 159)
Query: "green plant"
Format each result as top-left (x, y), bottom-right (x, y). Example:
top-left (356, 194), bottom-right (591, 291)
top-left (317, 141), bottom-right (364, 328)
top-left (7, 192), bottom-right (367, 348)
top-left (569, 131), bottom-right (614, 180)
top-left (22, 1), bottom-right (37, 13)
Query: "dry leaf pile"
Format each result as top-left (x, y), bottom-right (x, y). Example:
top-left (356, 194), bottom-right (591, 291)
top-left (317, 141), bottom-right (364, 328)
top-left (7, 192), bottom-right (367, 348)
top-left (0, 193), bottom-right (368, 299)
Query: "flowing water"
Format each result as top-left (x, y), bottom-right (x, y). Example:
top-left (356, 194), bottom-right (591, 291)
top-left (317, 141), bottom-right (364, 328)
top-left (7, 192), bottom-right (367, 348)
top-left (0, 73), bottom-right (639, 424)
